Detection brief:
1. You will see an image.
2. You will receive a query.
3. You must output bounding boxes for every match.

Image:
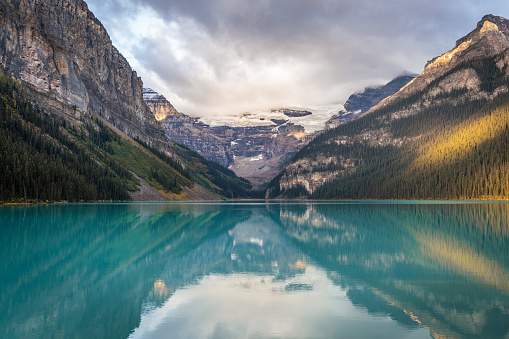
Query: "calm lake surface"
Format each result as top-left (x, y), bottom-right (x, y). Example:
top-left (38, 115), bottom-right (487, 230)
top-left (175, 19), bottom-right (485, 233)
top-left (1, 201), bottom-right (509, 339)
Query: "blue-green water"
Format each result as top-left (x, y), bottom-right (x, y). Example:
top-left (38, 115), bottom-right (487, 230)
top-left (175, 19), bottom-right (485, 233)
top-left (1, 202), bottom-right (509, 339)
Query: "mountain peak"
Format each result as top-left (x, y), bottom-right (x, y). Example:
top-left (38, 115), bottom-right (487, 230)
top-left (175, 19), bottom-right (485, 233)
top-left (454, 14), bottom-right (509, 48)
top-left (478, 14), bottom-right (509, 31)
top-left (369, 14), bottom-right (509, 113)
top-left (480, 19), bottom-right (500, 34)
top-left (142, 88), bottom-right (167, 101)
top-left (425, 15), bottom-right (509, 71)
top-left (142, 88), bottom-right (180, 121)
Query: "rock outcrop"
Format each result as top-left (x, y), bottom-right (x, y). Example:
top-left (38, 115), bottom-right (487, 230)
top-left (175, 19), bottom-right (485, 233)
top-left (0, 0), bottom-right (166, 144)
top-left (143, 88), bottom-right (179, 121)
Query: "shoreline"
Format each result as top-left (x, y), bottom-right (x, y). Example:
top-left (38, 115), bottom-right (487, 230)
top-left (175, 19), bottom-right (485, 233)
top-left (2, 198), bottom-right (509, 206)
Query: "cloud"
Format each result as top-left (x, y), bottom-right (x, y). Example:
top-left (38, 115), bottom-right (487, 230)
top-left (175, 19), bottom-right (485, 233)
top-left (85, 0), bottom-right (509, 118)
top-left (129, 269), bottom-right (429, 339)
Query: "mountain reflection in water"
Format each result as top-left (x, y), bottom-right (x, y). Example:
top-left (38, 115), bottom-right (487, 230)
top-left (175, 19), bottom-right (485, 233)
top-left (1, 202), bottom-right (508, 339)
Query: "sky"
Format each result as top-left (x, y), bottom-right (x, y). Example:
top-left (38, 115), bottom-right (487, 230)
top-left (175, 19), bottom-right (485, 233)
top-left (86, 0), bottom-right (509, 119)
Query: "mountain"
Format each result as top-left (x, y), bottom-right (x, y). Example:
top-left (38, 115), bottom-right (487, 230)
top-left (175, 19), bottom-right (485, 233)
top-left (325, 74), bottom-right (417, 129)
top-left (144, 78), bottom-right (412, 188)
top-left (143, 88), bottom-right (180, 121)
top-left (371, 15), bottom-right (509, 114)
top-left (143, 88), bottom-right (314, 187)
top-left (143, 88), bottom-right (232, 167)
top-left (0, 0), bottom-right (165, 145)
top-left (267, 14), bottom-right (509, 199)
top-left (0, 0), bottom-right (258, 202)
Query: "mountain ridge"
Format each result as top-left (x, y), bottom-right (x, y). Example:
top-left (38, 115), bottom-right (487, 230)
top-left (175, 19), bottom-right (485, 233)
top-left (368, 14), bottom-right (509, 115)
top-left (267, 14), bottom-right (509, 200)
top-left (326, 74), bottom-right (416, 128)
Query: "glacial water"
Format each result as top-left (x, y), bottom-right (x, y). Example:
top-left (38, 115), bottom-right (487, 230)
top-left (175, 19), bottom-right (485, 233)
top-left (1, 201), bottom-right (509, 339)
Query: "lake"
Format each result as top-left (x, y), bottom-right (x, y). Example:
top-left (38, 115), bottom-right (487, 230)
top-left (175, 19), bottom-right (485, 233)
top-left (1, 201), bottom-right (508, 338)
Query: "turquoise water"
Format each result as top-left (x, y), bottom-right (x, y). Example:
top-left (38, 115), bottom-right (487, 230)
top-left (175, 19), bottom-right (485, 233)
top-left (1, 202), bottom-right (509, 339)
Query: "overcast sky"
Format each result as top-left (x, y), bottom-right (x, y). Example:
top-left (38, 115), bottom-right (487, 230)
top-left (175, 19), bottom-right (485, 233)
top-left (86, 0), bottom-right (509, 118)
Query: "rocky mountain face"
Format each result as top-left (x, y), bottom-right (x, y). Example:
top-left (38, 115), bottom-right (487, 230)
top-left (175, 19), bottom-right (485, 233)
top-left (268, 14), bottom-right (509, 199)
top-left (0, 0), bottom-right (261, 201)
top-left (325, 74), bottom-right (416, 129)
top-left (0, 0), bottom-right (166, 144)
top-left (212, 123), bottom-right (312, 187)
top-left (143, 88), bottom-right (314, 187)
top-left (143, 88), bottom-right (232, 167)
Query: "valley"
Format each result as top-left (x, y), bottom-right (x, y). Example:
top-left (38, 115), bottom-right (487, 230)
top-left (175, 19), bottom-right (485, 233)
top-left (143, 74), bottom-right (415, 188)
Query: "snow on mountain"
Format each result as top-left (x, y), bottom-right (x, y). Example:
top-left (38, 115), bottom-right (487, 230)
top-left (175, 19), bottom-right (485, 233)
top-left (198, 104), bottom-right (344, 133)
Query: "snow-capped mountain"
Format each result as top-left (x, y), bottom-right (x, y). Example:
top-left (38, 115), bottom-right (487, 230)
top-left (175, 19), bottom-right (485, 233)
top-left (143, 74), bottom-right (413, 187)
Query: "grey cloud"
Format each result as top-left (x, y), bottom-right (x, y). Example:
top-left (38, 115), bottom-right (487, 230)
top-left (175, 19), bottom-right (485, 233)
top-left (135, 0), bottom-right (469, 39)
top-left (86, 0), bottom-right (509, 117)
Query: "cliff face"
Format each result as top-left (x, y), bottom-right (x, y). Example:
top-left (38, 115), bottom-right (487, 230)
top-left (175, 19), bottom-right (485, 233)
top-left (0, 0), bottom-right (166, 144)
top-left (210, 122), bottom-right (312, 187)
top-left (0, 0), bottom-right (260, 201)
top-left (269, 14), bottom-right (509, 199)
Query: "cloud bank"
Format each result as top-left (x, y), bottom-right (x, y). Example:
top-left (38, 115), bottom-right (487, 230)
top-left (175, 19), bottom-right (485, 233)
top-left (86, 0), bottom-right (509, 118)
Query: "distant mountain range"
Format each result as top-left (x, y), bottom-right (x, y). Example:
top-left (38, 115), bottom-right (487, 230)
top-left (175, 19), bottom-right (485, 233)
top-left (267, 14), bottom-right (509, 200)
top-left (143, 88), bottom-right (317, 187)
top-left (143, 74), bottom-right (415, 187)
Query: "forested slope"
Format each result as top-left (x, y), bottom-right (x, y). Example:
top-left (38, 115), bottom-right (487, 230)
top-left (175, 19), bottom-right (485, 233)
top-left (267, 16), bottom-right (509, 200)
top-left (0, 71), bottom-right (193, 202)
top-left (315, 57), bottom-right (509, 199)
top-left (0, 71), bottom-right (259, 202)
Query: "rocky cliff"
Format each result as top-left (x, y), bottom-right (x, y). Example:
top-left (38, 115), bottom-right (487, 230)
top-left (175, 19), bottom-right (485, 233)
top-left (0, 0), bottom-right (262, 201)
top-left (268, 14), bottom-right (509, 199)
top-left (145, 91), bottom-right (232, 167)
top-left (0, 0), bottom-right (166, 144)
